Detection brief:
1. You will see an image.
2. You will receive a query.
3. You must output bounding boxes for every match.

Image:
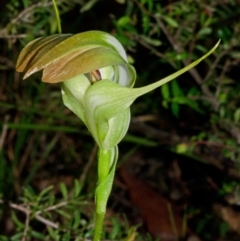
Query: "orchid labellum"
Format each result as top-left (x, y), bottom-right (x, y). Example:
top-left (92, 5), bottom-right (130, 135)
top-left (16, 30), bottom-right (219, 241)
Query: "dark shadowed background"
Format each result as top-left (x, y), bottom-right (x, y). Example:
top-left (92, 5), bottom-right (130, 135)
top-left (1, 0), bottom-right (240, 240)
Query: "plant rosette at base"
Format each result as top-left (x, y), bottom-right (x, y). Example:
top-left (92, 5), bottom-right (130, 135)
top-left (16, 30), bottom-right (219, 241)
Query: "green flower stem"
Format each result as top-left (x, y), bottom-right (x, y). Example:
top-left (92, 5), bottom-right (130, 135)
top-left (93, 213), bottom-right (105, 241)
top-left (93, 146), bottom-right (118, 241)
top-left (52, 0), bottom-right (62, 34)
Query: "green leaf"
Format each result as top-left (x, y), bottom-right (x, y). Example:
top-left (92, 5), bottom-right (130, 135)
top-left (117, 16), bottom-right (132, 27)
top-left (37, 185), bottom-right (54, 203)
top-left (10, 233), bottom-right (24, 241)
top-left (162, 15), bottom-right (179, 28)
top-left (175, 52), bottom-right (188, 61)
top-left (171, 80), bottom-right (183, 97)
top-left (234, 108), bottom-right (240, 123)
top-left (74, 179), bottom-right (83, 197)
top-left (60, 182), bottom-right (68, 200)
top-left (72, 210), bottom-right (81, 229)
top-left (47, 226), bottom-right (59, 240)
top-left (0, 236), bottom-right (8, 241)
top-left (55, 209), bottom-right (71, 219)
top-left (11, 211), bottom-right (25, 229)
top-left (139, 35), bottom-right (162, 46)
top-left (161, 83), bottom-right (170, 102)
top-left (80, 0), bottom-right (99, 13)
top-left (172, 96), bottom-right (204, 114)
top-left (61, 232), bottom-right (71, 241)
top-left (198, 27), bottom-right (212, 37)
top-left (171, 102), bottom-right (179, 117)
top-left (30, 230), bottom-right (46, 240)
top-left (110, 217), bottom-right (121, 239)
top-left (123, 133), bottom-right (158, 146)
top-left (142, 15), bottom-right (150, 34)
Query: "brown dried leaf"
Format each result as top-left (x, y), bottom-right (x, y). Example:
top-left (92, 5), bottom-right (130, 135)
top-left (119, 168), bottom-right (187, 240)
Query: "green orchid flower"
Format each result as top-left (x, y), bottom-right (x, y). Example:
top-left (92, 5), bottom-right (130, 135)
top-left (16, 30), bottom-right (219, 241)
top-left (16, 31), bottom-right (136, 150)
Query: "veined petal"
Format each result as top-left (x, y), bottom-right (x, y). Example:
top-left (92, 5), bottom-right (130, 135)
top-left (61, 74), bottom-right (91, 125)
top-left (42, 47), bottom-right (126, 83)
top-left (85, 101), bottom-right (130, 149)
top-left (101, 109), bottom-right (130, 149)
top-left (16, 34), bottom-right (72, 73)
top-left (102, 32), bottom-right (127, 61)
top-left (84, 80), bottom-right (133, 148)
top-left (99, 66), bottom-right (115, 81)
top-left (84, 80), bottom-right (134, 122)
top-left (18, 31), bottom-right (129, 80)
top-left (99, 63), bottom-right (136, 87)
top-left (112, 64), bottom-right (136, 87)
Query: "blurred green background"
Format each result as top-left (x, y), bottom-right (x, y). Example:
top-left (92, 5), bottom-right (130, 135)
top-left (1, 0), bottom-right (240, 240)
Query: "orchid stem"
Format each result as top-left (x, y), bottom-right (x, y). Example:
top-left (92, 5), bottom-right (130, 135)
top-left (93, 212), bottom-right (105, 241)
top-left (93, 147), bottom-right (118, 241)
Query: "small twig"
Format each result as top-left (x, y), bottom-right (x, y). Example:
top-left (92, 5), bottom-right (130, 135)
top-left (126, 32), bottom-right (177, 68)
top-left (0, 34), bottom-right (27, 39)
top-left (174, 16), bottom-right (196, 41)
top-left (167, 203), bottom-right (178, 240)
top-left (193, 139), bottom-right (239, 152)
top-left (68, 143), bottom-right (97, 197)
top-left (36, 200), bottom-right (68, 213)
top-left (155, 17), bottom-right (181, 52)
top-left (134, 0), bottom-right (220, 111)
top-left (0, 115), bottom-right (9, 151)
top-left (35, 214), bottom-right (58, 229)
top-left (79, 143), bottom-right (98, 183)
top-left (0, 56), bottom-right (15, 68)
top-left (220, 121), bottom-right (240, 145)
top-left (18, 133), bottom-right (38, 175)
top-left (0, 1), bottom-right (53, 36)
top-left (130, 118), bottom-right (181, 144)
top-left (215, 58), bottom-right (231, 98)
top-left (3, 200), bottom-right (29, 213)
top-left (11, 2), bottom-right (53, 25)
top-left (0, 199), bottom-right (68, 230)
top-left (203, 47), bottom-right (232, 83)
top-left (155, 16), bottom-right (220, 110)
